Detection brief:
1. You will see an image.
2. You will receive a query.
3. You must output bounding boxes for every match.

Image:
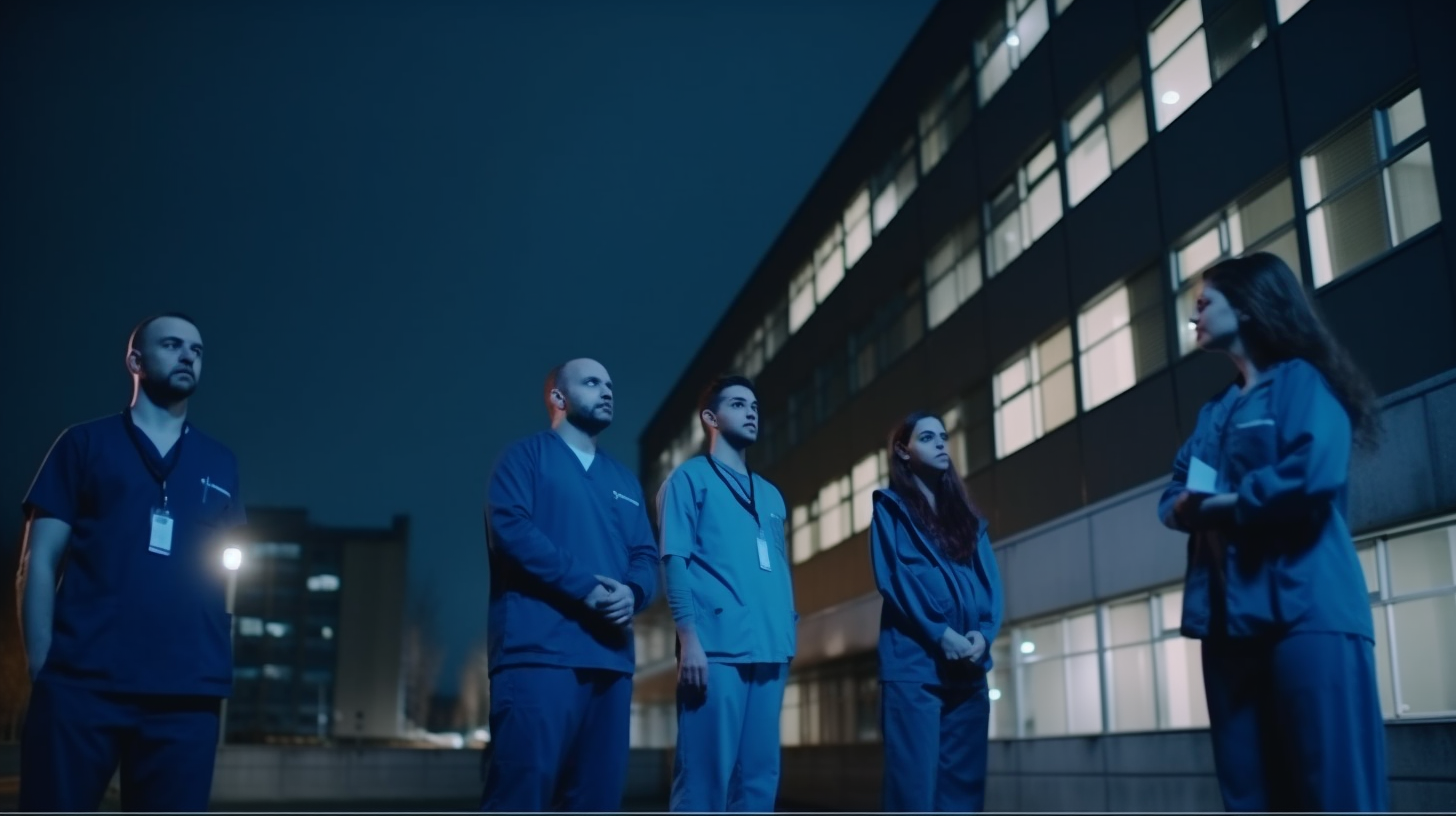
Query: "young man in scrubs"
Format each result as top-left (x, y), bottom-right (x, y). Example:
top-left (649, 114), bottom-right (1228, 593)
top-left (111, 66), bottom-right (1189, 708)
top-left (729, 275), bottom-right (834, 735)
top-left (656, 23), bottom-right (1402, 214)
top-left (657, 375), bottom-right (796, 812)
top-left (481, 357), bottom-right (660, 812)
top-left (17, 313), bottom-right (247, 812)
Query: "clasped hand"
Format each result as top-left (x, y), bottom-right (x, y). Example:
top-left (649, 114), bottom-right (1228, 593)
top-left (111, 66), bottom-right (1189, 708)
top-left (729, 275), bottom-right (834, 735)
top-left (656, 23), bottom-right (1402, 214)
top-left (940, 627), bottom-right (987, 662)
top-left (584, 575), bottom-right (634, 627)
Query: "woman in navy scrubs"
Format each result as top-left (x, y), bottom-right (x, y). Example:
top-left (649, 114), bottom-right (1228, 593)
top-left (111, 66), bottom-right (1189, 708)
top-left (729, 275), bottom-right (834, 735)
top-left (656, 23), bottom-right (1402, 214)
top-left (871, 411), bottom-right (1003, 813)
top-left (1158, 252), bottom-right (1387, 812)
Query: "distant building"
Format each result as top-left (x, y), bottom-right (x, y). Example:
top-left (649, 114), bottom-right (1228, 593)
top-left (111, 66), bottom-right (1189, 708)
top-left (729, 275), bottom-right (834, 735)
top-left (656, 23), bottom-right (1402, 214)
top-left (225, 508), bottom-right (409, 743)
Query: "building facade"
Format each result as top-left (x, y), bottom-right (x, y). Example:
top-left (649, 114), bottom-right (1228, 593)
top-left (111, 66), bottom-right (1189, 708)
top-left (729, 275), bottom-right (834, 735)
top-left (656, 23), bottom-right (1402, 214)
top-left (634, 0), bottom-right (1456, 809)
top-left (226, 508), bottom-right (409, 743)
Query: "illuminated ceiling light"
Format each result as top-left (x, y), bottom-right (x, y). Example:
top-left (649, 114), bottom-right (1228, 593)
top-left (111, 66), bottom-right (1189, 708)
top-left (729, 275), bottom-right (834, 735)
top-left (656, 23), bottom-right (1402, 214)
top-left (1020, 641), bottom-right (1036, 654)
top-left (1161, 91), bottom-right (1181, 105)
top-left (223, 547), bottom-right (242, 571)
top-left (1006, 32), bottom-right (1021, 47)
top-left (989, 688), bottom-right (1003, 701)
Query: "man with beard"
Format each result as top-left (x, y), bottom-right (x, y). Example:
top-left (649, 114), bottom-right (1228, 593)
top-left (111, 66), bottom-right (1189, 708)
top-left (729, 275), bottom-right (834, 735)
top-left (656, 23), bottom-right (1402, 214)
top-left (480, 357), bottom-right (659, 812)
top-left (17, 313), bottom-right (246, 812)
top-left (656, 375), bottom-right (796, 812)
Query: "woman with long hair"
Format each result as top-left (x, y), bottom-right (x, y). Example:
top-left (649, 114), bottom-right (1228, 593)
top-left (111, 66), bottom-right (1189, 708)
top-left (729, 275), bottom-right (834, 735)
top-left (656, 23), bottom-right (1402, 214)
top-left (870, 411), bottom-right (1003, 812)
top-left (1157, 252), bottom-right (1387, 811)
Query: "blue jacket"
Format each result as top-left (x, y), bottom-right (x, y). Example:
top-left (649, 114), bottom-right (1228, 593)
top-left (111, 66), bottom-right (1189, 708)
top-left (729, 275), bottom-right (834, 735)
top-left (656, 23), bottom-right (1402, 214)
top-left (1157, 359), bottom-right (1373, 641)
top-left (870, 487), bottom-right (1003, 683)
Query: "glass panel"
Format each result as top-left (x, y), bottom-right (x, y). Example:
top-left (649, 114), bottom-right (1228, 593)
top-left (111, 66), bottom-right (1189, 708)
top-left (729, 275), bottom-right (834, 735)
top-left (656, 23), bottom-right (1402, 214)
top-left (1067, 610), bottom-right (1099, 652)
top-left (1068, 124), bottom-right (1112, 206)
top-left (1156, 636), bottom-right (1210, 727)
top-left (997, 356), bottom-right (1031, 400)
top-left (1387, 527), bottom-right (1455, 596)
top-left (1108, 91), bottom-right (1148, 168)
top-left (1041, 365), bottom-right (1077, 431)
top-left (1153, 31), bottom-right (1212, 130)
top-left (1207, 0), bottom-right (1267, 81)
top-left (1080, 285), bottom-right (1131, 346)
top-left (1027, 141), bottom-right (1058, 181)
top-left (990, 210), bottom-right (1023, 273)
top-left (1275, 0), bottom-right (1311, 23)
top-left (956, 248), bottom-right (983, 305)
top-left (1160, 589), bottom-right (1184, 632)
top-left (1302, 118), bottom-right (1378, 205)
top-left (1388, 142), bottom-right (1442, 243)
top-left (1020, 619), bottom-right (1064, 659)
top-left (979, 42), bottom-right (1013, 103)
top-left (1391, 594), bottom-right (1456, 715)
top-left (1109, 644), bottom-right (1157, 731)
top-left (1067, 653), bottom-right (1104, 733)
top-left (1387, 88), bottom-right (1426, 146)
top-left (1108, 599), bottom-right (1152, 646)
top-left (1149, 0), bottom-right (1204, 68)
top-left (1309, 175), bottom-right (1387, 285)
top-left (1023, 658), bottom-right (1069, 736)
top-left (1107, 56), bottom-right (1142, 103)
top-left (844, 217), bottom-right (872, 268)
top-left (1039, 327), bottom-right (1074, 372)
top-left (997, 390), bottom-right (1036, 457)
top-left (989, 639), bottom-right (1016, 738)
top-left (1372, 605), bottom-right (1396, 718)
top-left (927, 272), bottom-right (959, 329)
top-left (1178, 224), bottom-right (1224, 280)
top-left (1086, 327), bottom-right (1138, 409)
top-left (1238, 177), bottom-right (1295, 245)
top-left (1015, 0), bottom-right (1050, 57)
top-left (1069, 93), bottom-right (1104, 142)
top-left (1026, 169), bottom-right (1063, 241)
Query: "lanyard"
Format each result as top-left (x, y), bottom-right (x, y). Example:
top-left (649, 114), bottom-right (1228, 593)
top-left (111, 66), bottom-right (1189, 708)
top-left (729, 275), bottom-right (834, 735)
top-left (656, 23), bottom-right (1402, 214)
top-left (705, 455), bottom-right (758, 526)
top-left (123, 409), bottom-right (185, 507)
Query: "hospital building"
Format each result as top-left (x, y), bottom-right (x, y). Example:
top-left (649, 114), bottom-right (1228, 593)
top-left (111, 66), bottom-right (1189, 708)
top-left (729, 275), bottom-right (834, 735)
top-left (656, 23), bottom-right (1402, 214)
top-left (631, 0), bottom-right (1456, 810)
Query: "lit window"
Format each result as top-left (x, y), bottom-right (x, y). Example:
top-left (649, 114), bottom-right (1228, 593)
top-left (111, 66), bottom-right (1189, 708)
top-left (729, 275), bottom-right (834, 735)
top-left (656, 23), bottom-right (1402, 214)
top-left (1015, 610), bottom-right (1102, 736)
top-left (254, 542), bottom-right (302, 559)
top-left (1303, 87), bottom-right (1440, 287)
top-left (918, 66), bottom-right (972, 174)
top-left (1149, 0), bottom-right (1211, 130)
top-left (871, 137), bottom-right (919, 234)
top-left (321, 625), bottom-right (334, 640)
top-left (976, 0), bottom-right (1051, 104)
top-left (788, 263), bottom-right (815, 334)
top-left (925, 216), bottom-right (983, 329)
top-left (1172, 175), bottom-right (1300, 354)
top-left (988, 141), bottom-right (1062, 275)
top-left (307, 574), bottom-right (340, 592)
top-left (993, 326), bottom-right (1074, 458)
top-left (817, 477), bottom-right (853, 551)
top-left (238, 616), bottom-right (265, 637)
top-left (843, 189), bottom-right (872, 268)
top-left (1066, 56), bottom-right (1146, 206)
top-left (262, 664), bottom-right (292, 680)
top-left (1055, 0), bottom-right (1075, 12)
top-left (850, 450), bottom-right (889, 534)
top-left (1275, 0), bottom-right (1312, 23)
top-left (265, 621), bottom-right (292, 638)
top-left (234, 666), bottom-right (261, 680)
top-left (1077, 268), bottom-right (1166, 410)
top-left (791, 503), bottom-right (818, 564)
top-left (814, 224), bottom-right (846, 305)
top-left (942, 385), bottom-right (994, 475)
top-left (733, 300), bottom-right (790, 379)
top-left (848, 278), bottom-right (924, 393)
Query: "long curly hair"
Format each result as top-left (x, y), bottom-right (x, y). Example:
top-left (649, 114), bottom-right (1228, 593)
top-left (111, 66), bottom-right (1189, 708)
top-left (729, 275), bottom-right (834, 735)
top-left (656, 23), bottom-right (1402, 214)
top-left (1203, 252), bottom-right (1382, 448)
top-left (886, 411), bottom-right (985, 563)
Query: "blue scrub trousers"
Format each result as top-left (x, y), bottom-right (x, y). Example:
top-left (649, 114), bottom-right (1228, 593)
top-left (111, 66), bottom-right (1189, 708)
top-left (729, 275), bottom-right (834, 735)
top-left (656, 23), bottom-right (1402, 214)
top-left (480, 665), bottom-right (632, 812)
top-left (1202, 632), bottom-right (1389, 812)
top-left (880, 676), bottom-right (990, 812)
top-left (671, 662), bottom-right (786, 812)
top-left (19, 676), bottom-right (222, 812)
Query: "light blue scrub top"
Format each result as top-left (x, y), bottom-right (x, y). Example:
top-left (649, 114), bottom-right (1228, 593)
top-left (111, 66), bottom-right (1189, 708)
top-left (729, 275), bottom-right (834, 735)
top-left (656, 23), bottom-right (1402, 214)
top-left (657, 455), bottom-right (796, 664)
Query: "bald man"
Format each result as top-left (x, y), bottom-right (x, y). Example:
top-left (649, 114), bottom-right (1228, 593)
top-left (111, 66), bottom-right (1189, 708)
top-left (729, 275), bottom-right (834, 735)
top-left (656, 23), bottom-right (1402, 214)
top-left (480, 358), bottom-right (660, 812)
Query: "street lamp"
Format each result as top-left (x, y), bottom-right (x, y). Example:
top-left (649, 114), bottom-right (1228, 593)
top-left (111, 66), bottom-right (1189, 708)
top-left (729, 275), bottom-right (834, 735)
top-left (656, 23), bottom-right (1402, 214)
top-left (220, 546), bottom-right (243, 746)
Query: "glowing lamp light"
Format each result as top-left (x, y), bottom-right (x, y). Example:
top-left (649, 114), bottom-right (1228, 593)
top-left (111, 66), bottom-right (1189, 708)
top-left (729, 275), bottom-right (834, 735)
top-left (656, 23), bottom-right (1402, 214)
top-left (1020, 641), bottom-right (1036, 655)
top-left (1161, 91), bottom-right (1181, 105)
top-left (989, 688), bottom-right (1003, 701)
top-left (1006, 32), bottom-right (1021, 47)
top-left (223, 547), bottom-right (243, 571)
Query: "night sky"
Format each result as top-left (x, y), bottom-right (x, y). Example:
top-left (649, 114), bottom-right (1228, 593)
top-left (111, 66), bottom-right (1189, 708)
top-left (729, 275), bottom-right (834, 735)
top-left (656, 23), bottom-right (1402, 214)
top-left (1, 0), bottom-right (936, 693)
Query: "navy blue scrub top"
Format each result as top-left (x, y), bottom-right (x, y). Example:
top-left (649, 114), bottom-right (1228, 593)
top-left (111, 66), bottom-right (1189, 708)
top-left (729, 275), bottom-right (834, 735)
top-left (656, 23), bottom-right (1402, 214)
top-left (23, 411), bottom-right (246, 697)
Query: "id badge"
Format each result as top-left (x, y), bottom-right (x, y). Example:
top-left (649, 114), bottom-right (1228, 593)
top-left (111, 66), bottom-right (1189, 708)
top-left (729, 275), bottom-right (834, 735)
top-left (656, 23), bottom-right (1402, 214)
top-left (149, 507), bottom-right (174, 556)
top-left (756, 533), bottom-right (772, 571)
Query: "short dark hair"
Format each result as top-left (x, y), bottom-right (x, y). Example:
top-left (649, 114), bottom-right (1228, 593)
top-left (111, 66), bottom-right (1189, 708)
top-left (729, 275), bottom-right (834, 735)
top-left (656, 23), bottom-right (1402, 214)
top-left (128, 312), bottom-right (199, 351)
top-left (697, 375), bottom-right (757, 430)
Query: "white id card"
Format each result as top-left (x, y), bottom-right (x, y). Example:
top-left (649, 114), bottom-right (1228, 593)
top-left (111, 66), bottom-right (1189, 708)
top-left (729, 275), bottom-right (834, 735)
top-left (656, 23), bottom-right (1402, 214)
top-left (756, 534), bottom-right (772, 571)
top-left (1186, 456), bottom-right (1219, 494)
top-left (149, 508), bottom-right (174, 556)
